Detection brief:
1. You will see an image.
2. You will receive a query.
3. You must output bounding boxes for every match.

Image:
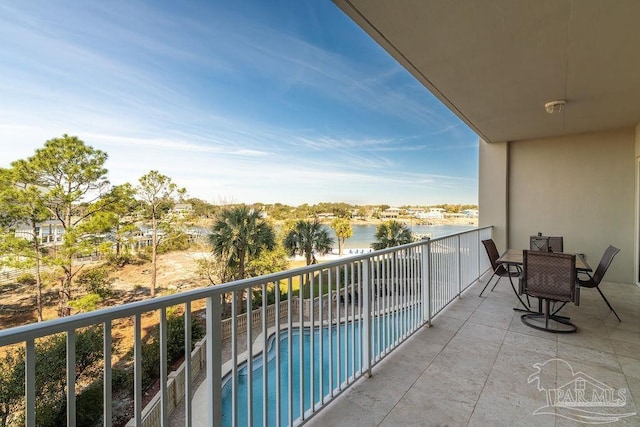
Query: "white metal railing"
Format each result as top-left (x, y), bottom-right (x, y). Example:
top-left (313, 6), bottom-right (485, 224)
top-left (0, 226), bottom-right (492, 427)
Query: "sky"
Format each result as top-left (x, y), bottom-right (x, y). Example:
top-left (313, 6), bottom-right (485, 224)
top-left (0, 0), bottom-right (479, 207)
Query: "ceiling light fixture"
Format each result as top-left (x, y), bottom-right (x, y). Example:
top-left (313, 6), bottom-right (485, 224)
top-left (544, 100), bottom-right (566, 114)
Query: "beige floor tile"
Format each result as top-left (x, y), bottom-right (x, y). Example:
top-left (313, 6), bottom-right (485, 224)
top-left (429, 313), bottom-right (466, 332)
top-left (618, 355), bottom-right (640, 380)
top-left (612, 339), bottom-right (640, 360)
top-left (557, 325), bottom-right (615, 354)
top-left (608, 328), bottom-right (640, 345)
top-left (626, 376), bottom-right (640, 415)
top-left (379, 377), bottom-right (476, 427)
top-left (379, 397), bottom-right (473, 427)
top-left (437, 304), bottom-right (475, 321)
top-left (456, 321), bottom-right (508, 344)
top-left (508, 314), bottom-right (561, 340)
top-left (502, 330), bottom-right (557, 357)
top-left (469, 389), bottom-right (553, 427)
top-left (557, 342), bottom-right (621, 372)
top-left (304, 389), bottom-right (385, 427)
top-left (604, 316), bottom-right (639, 333)
top-left (552, 358), bottom-right (638, 424)
top-left (467, 308), bottom-right (515, 330)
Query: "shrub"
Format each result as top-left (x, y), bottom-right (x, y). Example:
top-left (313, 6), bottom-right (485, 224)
top-left (33, 327), bottom-right (103, 426)
top-left (166, 313), bottom-right (204, 362)
top-left (1, 328), bottom-right (106, 427)
top-left (0, 349), bottom-right (24, 427)
top-left (111, 368), bottom-right (133, 394)
top-left (68, 294), bottom-right (103, 312)
top-left (252, 285), bottom-right (287, 310)
top-left (140, 313), bottom-right (205, 389)
top-left (141, 340), bottom-right (160, 389)
top-left (105, 253), bottom-right (134, 268)
top-left (76, 381), bottom-right (104, 426)
top-left (246, 246), bottom-right (289, 278)
top-left (134, 251), bottom-right (151, 264)
top-left (157, 231), bottom-right (191, 254)
top-left (16, 273), bottom-right (36, 287)
top-left (76, 267), bottom-right (114, 298)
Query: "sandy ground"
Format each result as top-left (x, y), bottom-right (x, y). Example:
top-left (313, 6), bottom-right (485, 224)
top-left (0, 251), bottom-right (213, 328)
top-left (109, 250), bottom-right (213, 295)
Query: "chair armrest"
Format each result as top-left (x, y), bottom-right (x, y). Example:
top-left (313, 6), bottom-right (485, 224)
top-left (576, 270), bottom-right (592, 280)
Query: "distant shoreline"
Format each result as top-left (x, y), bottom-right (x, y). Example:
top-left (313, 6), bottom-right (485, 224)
top-left (296, 217), bottom-right (478, 227)
top-left (196, 216), bottom-right (478, 229)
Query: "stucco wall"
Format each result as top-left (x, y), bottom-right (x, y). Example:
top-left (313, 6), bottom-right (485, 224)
top-left (509, 128), bottom-right (635, 284)
top-left (635, 121), bottom-right (640, 155)
top-left (478, 138), bottom-right (509, 252)
top-left (635, 121), bottom-right (640, 284)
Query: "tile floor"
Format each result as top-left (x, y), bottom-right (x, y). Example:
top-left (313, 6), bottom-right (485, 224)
top-left (305, 274), bottom-right (640, 427)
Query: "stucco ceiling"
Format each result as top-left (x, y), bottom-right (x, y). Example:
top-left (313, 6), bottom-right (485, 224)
top-left (334, 0), bottom-right (640, 143)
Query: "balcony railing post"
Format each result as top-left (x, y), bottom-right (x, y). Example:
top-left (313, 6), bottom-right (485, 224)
top-left (262, 283), bottom-right (268, 425)
top-left (457, 234), bottom-right (462, 297)
top-left (421, 238), bottom-right (432, 327)
top-left (362, 258), bottom-right (372, 378)
top-left (476, 230), bottom-right (481, 283)
top-left (26, 339), bottom-right (35, 427)
top-left (134, 314), bottom-right (142, 427)
top-left (160, 308), bottom-right (168, 427)
top-left (428, 240), bottom-right (433, 326)
top-left (184, 302), bottom-right (192, 427)
top-left (206, 293), bottom-right (223, 427)
top-left (104, 321), bottom-right (112, 427)
top-left (66, 329), bottom-right (76, 427)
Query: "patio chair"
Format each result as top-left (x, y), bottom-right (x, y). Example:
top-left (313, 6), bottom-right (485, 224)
top-left (576, 245), bottom-right (621, 321)
top-left (479, 239), bottom-right (521, 298)
top-left (530, 235), bottom-right (549, 252)
top-left (547, 236), bottom-right (563, 253)
top-left (519, 250), bottom-right (579, 333)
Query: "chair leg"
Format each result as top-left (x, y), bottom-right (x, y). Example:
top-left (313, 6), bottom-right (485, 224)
top-left (544, 300), bottom-right (550, 330)
top-left (596, 286), bottom-right (622, 322)
top-left (479, 273), bottom-right (496, 297)
top-left (551, 302), bottom-right (568, 316)
top-left (507, 274), bottom-right (532, 311)
top-left (514, 264), bottom-right (528, 307)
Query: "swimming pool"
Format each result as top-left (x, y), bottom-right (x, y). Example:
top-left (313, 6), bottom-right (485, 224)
top-left (221, 310), bottom-right (418, 426)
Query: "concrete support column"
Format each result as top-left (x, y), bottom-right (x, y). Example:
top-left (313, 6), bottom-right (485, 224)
top-left (479, 138), bottom-right (509, 252)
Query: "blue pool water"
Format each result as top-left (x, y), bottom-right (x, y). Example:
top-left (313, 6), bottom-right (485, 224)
top-left (221, 311), bottom-right (416, 426)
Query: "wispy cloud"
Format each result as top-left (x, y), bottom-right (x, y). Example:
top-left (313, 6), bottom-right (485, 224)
top-left (296, 136), bottom-right (394, 151)
top-left (0, 0), bottom-right (478, 206)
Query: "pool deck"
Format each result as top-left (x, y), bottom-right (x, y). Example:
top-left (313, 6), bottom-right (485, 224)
top-left (173, 273), bottom-right (640, 426)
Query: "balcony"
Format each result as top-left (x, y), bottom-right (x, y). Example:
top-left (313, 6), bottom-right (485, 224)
top-left (2, 226), bottom-right (637, 426)
top-left (0, 227), bottom-right (494, 426)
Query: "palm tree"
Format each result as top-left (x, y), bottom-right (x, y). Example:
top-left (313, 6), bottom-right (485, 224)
top-left (283, 219), bottom-right (334, 265)
top-left (371, 220), bottom-right (413, 250)
top-left (209, 206), bottom-right (275, 309)
top-left (330, 217), bottom-right (353, 256)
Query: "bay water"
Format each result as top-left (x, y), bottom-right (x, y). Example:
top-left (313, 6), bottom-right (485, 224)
top-left (328, 223), bottom-right (477, 250)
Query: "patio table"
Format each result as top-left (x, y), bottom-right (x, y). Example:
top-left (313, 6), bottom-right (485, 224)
top-left (496, 249), bottom-right (591, 311)
top-left (497, 249), bottom-right (591, 271)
